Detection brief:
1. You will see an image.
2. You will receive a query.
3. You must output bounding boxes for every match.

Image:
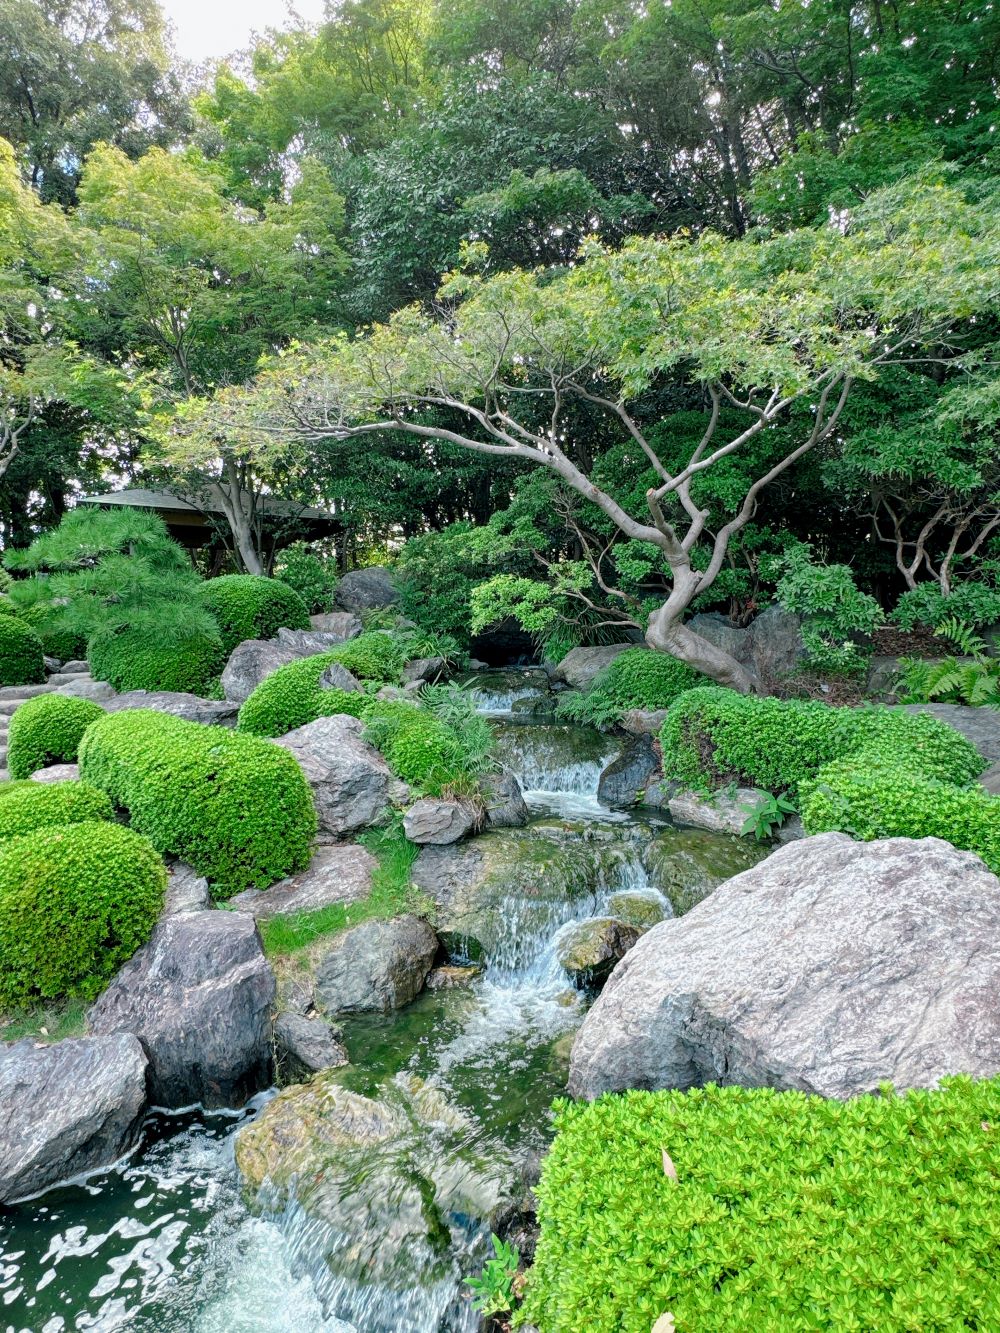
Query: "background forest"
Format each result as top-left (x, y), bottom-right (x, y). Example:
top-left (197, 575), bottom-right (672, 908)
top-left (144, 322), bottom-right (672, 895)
top-left (2, 0), bottom-right (999, 677)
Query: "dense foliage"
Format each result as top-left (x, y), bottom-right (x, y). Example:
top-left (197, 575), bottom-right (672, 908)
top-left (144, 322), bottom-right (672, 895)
top-left (557, 648), bottom-right (705, 728)
top-left (197, 574), bottom-right (310, 655)
top-left (79, 709), bottom-right (316, 896)
top-left (0, 615), bottom-right (45, 686)
top-left (274, 544), bottom-right (337, 614)
top-left (0, 779), bottom-right (113, 840)
top-left (87, 624), bottom-right (225, 694)
top-left (6, 693), bottom-right (105, 778)
top-left (364, 686), bottom-right (495, 794)
top-left (660, 688), bottom-right (983, 794)
top-left (0, 821), bottom-right (166, 1006)
top-left (237, 634), bottom-right (403, 737)
top-left (521, 1079), bottom-right (1000, 1331)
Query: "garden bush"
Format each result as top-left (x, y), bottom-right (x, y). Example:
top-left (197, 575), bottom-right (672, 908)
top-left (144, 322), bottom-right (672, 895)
top-left (79, 709), bottom-right (316, 896)
top-left (362, 699), bottom-right (470, 791)
top-left (0, 599), bottom-right (22, 619)
top-left (0, 780), bottom-right (114, 841)
top-left (520, 1079), bottom-right (1000, 1332)
top-left (237, 634), bottom-right (404, 737)
top-left (557, 648), bottom-right (705, 728)
top-left (88, 623), bottom-right (225, 694)
top-left (274, 543), bottom-right (337, 614)
top-left (660, 686), bottom-right (983, 792)
top-left (19, 603), bottom-right (88, 662)
top-left (198, 574), bottom-right (311, 655)
top-left (7, 693), bottom-right (106, 778)
top-left (800, 754), bottom-right (1000, 872)
top-left (0, 615), bottom-right (45, 687)
top-left (0, 821), bottom-right (166, 1006)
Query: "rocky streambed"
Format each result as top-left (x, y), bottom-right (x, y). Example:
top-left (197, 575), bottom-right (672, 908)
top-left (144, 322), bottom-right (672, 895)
top-left (0, 679), bottom-right (764, 1332)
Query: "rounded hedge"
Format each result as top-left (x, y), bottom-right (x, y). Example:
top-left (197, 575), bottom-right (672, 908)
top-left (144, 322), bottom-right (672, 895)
top-left (7, 693), bottom-right (106, 778)
top-left (0, 821), bottom-right (166, 1006)
top-left (362, 699), bottom-right (465, 789)
top-left (0, 616), bottom-right (45, 687)
top-left (660, 686), bottom-right (984, 792)
top-left (0, 779), bottom-right (114, 841)
top-left (237, 634), bottom-right (403, 737)
top-left (558, 648), bottom-right (707, 727)
top-left (198, 574), bottom-right (310, 655)
top-left (522, 1079), bottom-right (1000, 1332)
top-left (0, 599), bottom-right (22, 620)
top-left (79, 709), bottom-right (317, 897)
top-left (88, 624), bottom-right (225, 694)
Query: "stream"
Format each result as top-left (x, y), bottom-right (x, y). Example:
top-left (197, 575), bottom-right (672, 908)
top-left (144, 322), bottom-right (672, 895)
top-left (0, 670), bottom-right (761, 1333)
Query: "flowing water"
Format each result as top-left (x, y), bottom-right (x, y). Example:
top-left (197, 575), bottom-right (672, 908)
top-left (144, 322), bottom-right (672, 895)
top-left (0, 671), bottom-right (762, 1333)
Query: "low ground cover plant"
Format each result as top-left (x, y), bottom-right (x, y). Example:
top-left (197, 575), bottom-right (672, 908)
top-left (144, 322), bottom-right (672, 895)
top-left (0, 821), bottom-right (166, 1006)
top-left (198, 573), bottom-right (310, 655)
top-left (6, 693), bottom-right (105, 778)
top-left (0, 615), bottom-right (45, 687)
top-left (520, 1079), bottom-right (1000, 1332)
top-left (557, 648), bottom-right (705, 728)
top-left (237, 634), bottom-right (404, 737)
top-left (0, 780), bottom-right (113, 841)
top-left (79, 709), bottom-right (316, 896)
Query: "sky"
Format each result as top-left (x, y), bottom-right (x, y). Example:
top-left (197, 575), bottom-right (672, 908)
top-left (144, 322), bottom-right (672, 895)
top-left (161, 0), bottom-right (328, 63)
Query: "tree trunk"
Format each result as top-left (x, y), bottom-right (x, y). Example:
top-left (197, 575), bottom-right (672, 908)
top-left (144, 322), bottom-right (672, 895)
top-left (208, 476), bottom-right (264, 576)
top-left (646, 601), bottom-right (760, 694)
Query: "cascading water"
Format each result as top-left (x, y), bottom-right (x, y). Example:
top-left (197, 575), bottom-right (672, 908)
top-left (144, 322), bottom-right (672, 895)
top-left (0, 695), bottom-right (764, 1333)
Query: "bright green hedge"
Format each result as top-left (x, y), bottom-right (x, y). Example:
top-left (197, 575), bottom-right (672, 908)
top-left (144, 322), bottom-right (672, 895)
top-left (79, 709), bottom-right (316, 896)
top-left (0, 616), bottom-right (45, 687)
top-left (558, 648), bottom-right (706, 727)
top-left (0, 600), bottom-right (22, 619)
top-left (520, 1080), bottom-right (1000, 1332)
top-left (362, 699), bottom-right (467, 790)
top-left (0, 780), bottom-right (114, 840)
top-left (0, 821), bottom-right (166, 1005)
top-left (660, 687), bottom-right (983, 792)
top-left (7, 693), bottom-right (105, 778)
top-left (198, 574), bottom-right (311, 655)
top-left (237, 634), bottom-right (403, 737)
top-left (800, 753), bottom-right (1000, 872)
top-left (88, 624), bottom-right (225, 694)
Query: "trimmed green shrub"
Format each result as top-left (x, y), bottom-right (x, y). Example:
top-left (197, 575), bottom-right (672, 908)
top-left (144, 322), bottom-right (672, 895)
top-left (88, 624), bottom-right (225, 694)
top-left (237, 654), bottom-right (368, 737)
top-left (0, 616), bottom-right (45, 687)
top-left (7, 693), bottom-right (106, 778)
top-left (0, 821), bottom-right (166, 1005)
top-left (79, 709), bottom-right (316, 896)
top-left (800, 754), bottom-right (1000, 872)
top-left (19, 603), bottom-right (88, 662)
top-left (0, 599), bottom-right (22, 619)
top-left (557, 648), bottom-right (705, 727)
top-left (660, 686), bottom-right (983, 792)
top-left (0, 780), bottom-right (114, 841)
top-left (198, 574), bottom-right (310, 655)
top-left (274, 544), bottom-right (337, 614)
top-left (362, 699), bottom-right (469, 791)
top-left (237, 634), bottom-right (403, 737)
top-left (520, 1079), bottom-right (1000, 1332)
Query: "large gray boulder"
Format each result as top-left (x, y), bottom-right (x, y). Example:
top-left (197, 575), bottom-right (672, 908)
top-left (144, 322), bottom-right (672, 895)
top-left (163, 862), bottom-right (211, 916)
top-left (56, 677), bottom-right (117, 702)
top-left (89, 911), bottom-right (275, 1110)
top-left (105, 690), bottom-right (239, 725)
top-left (597, 735), bottom-right (659, 808)
top-left (684, 612), bottom-right (752, 668)
top-left (221, 639), bottom-right (303, 705)
top-left (276, 627), bottom-right (358, 655)
top-left (230, 842), bottom-right (377, 918)
top-left (403, 797), bottom-right (476, 845)
top-left (30, 762), bottom-right (80, 783)
top-left (570, 833), bottom-right (1000, 1101)
top-left (552, 643), bottom-right (631, 689)
top-left (0, 1034), bottom-right (148, 1203)
top-left (274, 714), bottom-right (401, 837)
top-left (480, 769), bottom-right (530, 829)
top-left (309, 611), bottom-right (362, 639)
top-left (334, 566), bottom-right (398, 613)
top-left (314, 915), bottom-right (439, 1014)
top-left (746, 604), bottom-right (806, 681)
top-left (273, 1012), bottom-right (348, 1083)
